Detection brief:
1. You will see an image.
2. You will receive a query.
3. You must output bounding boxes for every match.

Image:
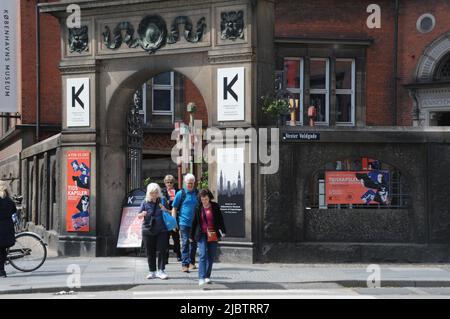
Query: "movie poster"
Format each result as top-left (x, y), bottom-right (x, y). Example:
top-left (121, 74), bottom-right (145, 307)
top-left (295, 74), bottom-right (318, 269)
top-left (325, 170), bottom-right (390, 205)
top-left (217, 148), bottom-right (245, 237)
top-left (66, 151), bottom-right (91, 232)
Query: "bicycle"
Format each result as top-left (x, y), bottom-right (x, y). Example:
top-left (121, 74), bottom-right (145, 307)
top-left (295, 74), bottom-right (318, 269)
top-left (5, 195), bottom-right (47, 272)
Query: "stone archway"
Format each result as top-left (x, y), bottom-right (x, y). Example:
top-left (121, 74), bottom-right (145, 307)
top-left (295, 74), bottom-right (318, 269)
top-left (96, 54), bottom-right (214, 255)
top-left (416, 32), bottom-right (450, 82)
top-left (410, 32), bottom-right (450, 126)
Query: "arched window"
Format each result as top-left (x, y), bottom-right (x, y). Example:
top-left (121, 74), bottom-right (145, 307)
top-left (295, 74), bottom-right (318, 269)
top-left (435, 53), bottom-right (450, 81)
top-left (306, 158), bottom-right (410, 210)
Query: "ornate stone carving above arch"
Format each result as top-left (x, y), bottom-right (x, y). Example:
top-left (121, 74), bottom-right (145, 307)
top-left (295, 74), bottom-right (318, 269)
top-left (416, 32), bottom-right (450, 82)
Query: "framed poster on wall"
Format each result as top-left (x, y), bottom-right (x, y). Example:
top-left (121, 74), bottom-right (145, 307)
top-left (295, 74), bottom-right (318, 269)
top-left (66, 151), bottom-right (91, 232)
top-left (325, 170), bottom-right (390, 205)
top-left (217, 147), bottom-right (245, 237)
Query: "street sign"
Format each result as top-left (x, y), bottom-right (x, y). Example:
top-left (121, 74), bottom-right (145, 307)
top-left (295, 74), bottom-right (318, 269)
top-left (67, 78), bottom-right (90, 127)
top-left (0, 0), bottom-right (18, 113)
top-left (217, 67), bottom-right (245, 121)
top-left (282, 132), bottom-right (320, 141)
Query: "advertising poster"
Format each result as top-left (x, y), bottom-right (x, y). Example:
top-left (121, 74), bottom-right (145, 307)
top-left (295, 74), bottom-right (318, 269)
top-left (325, 171), bottom-right (390, 205)
top-left (66, 151), bottom-right (91, 232)
top-left (117, 189), bottom-right (146, 248)
top-left (217, 148), bottom-right (245, 237)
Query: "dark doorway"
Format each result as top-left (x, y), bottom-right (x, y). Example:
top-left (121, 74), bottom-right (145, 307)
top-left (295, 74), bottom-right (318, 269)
top-left (430, 112), bottom-right (450, 126)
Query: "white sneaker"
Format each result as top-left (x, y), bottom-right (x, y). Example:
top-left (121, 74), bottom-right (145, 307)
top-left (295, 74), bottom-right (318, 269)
top-left (157, 270), bottom-right (168, 280)
top-left (146, 272), bottom-right (156, 279)
top-left (199, 279), bottom-right (206, 286)
top-left (205, 278), bottom-right (211, 284)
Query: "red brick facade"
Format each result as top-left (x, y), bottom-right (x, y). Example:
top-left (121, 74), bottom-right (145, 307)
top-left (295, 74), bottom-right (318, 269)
top-left (183, 78), bottom-right (208, 127)
top-left (20, 0), bottom-right (61, 127)
top-left (13, 0), bottom-right (450, 135)
top-left (275, 0), bottom-right (450, 126)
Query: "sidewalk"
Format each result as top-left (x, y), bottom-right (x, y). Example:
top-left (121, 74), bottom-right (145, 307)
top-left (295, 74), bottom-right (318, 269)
top-left (2, 257), bottom-right (450, 294)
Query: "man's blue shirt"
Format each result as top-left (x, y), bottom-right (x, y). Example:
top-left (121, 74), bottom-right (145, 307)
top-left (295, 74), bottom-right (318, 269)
top-left (172, 188), bottom-right (198, 227)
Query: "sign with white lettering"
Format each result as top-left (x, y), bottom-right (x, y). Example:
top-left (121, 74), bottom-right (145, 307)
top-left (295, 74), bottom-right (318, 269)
top-left (217, 67), bottom-right (245, 121)
top-left (0, 0), bottom-right (18, 113)
top-left (282, 132), bottom-right (320, 141)
top-left (217, 147), bottom-right (245, 237)
top-left (67, 78), bottom-right (90, 127)
top-left (117, 189), bottom-right (146, 248)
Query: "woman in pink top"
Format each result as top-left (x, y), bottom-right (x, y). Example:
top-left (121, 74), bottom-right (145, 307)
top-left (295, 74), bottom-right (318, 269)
top-left (190, 189), bottom-right (226, 286)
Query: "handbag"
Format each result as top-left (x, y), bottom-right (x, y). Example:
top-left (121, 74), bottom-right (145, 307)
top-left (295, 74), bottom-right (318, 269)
top-left (142, 215), bottom-right (156, 236)
top-left (163, 211), bottom-right (178, 231)
top-left (202, 207), bottom-right (218, 242)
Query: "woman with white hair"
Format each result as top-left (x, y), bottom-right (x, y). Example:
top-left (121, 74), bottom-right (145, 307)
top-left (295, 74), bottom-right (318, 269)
top-left (138, 183), bottom-right (169, 280)
top-left (0, 181), bottom-right (16, 278)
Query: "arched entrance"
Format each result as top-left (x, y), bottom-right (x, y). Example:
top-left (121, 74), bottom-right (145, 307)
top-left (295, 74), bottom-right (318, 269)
top-left (410, 32), bottom-right (450, 126)
top-left (99, 56), bottom-right (213, 256)
top-left (126, 70), bottom-right (209, 193)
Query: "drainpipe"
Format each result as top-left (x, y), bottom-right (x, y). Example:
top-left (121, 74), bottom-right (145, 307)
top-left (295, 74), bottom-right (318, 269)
top-left (393, 0), bottom-right (399, 126)
top-left (36, 0), bottom-right (41, 142)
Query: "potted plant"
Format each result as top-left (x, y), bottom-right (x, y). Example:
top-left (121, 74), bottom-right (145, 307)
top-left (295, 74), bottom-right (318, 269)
top-left (260, 95), bottom-right (290, 126)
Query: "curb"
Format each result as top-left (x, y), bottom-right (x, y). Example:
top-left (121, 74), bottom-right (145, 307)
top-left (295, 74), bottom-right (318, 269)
top-left (2, 280), bottom-right (450, 295)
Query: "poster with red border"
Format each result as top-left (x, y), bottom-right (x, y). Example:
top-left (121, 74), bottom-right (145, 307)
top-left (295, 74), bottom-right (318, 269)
top-left (325, 171), bottom-right (390, 205)
top-left (66, 151), bottom-right (91, 232)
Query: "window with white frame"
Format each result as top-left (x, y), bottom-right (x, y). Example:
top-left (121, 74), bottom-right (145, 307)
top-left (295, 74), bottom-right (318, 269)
top-left (309, 58), bottom-right (330, 125)
top-left (152, 72), bottom-right (174, 117)
top-left (282, 57), bottom-right (356, 126)
top-left (284, 58), bottom-right (304, 125)
top-left (135, 72), bottom-right (175, 124)
top-left (335, 59), bottom-right (355, 125)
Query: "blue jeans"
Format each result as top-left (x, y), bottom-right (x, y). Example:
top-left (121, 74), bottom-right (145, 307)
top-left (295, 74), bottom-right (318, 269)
top-left (197, 234), bottom-right (218, 280)
top-left (180, 226), bottom-right (197, 267)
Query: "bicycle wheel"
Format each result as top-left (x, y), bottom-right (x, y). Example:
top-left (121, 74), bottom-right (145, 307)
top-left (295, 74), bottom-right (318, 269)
top-left (8, 232), bottom-right (47, 272)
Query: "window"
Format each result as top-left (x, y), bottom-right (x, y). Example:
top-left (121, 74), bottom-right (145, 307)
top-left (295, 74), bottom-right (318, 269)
top-left (309, 58), bottom-right (330, 124)
top-left (306, 158), bottom-right (410, 210)
top-left (283, 57), bottom-right (356, 126)
top-left (134, 72), bottom-right (175, 125)
top-left (435, 54), bottom-right (450, 81)
top-left (284, 58), bottom-right (304, 124)
top-left (335, 59), bottom-right (355, 125)
top-left (417, 13), bottom-right (435, 34)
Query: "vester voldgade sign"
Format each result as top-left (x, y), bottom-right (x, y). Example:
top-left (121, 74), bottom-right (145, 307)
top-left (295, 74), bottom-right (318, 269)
top-left (282, 132), bottom-right (320, 141)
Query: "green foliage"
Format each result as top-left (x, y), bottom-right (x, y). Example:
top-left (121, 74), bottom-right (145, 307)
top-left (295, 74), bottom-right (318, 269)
top-left (199, 171), bottom-right (209, 190)
top-left (260, 95), bottom-right (290, 119)
top-left (143, 177), bottom-right (151, 188)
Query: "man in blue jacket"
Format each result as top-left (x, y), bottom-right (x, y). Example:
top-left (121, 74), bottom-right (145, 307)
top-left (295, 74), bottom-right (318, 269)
top-left (172, 173), bottom-right (198, 273)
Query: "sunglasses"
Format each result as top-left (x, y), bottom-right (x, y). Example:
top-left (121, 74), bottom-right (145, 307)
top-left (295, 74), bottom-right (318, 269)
top-left (165, 181), bottom-right (173, 184)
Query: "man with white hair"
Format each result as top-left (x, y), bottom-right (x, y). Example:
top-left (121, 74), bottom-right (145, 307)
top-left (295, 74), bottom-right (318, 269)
top-left (172, 173), bottom-right (199, 272)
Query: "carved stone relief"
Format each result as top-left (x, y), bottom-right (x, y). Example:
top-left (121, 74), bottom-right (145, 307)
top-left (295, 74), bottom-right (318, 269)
top-left (101, 15), bottom-right (206, 54)
top-left (220, 10), bottom-right (244, 41)
top-left (68, 26), bottom-right (89, 53)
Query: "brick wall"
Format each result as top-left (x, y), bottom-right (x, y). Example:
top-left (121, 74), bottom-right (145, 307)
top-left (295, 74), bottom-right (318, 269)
top-left (183, 77), bottom-right (208, 127)
top-left (20, 0), bottom-right (61, 128)
top-left (275, 0), bottom-right (450, 126)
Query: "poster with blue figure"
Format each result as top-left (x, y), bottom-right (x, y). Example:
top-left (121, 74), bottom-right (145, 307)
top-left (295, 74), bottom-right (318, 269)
top-left (71, 160), bottom-right (90, 189)
top-left (356, 171), bottom-right (390, 205)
